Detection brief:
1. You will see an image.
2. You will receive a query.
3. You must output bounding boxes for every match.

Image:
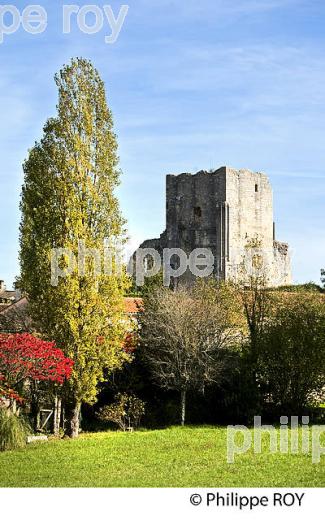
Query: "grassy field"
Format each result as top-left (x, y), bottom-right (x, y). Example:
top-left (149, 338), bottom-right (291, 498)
top-left (0, 426), bottom-right (324, 487)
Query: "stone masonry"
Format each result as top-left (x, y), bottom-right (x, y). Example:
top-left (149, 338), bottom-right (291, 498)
top-left (138, 167), bottom-right (292, 286)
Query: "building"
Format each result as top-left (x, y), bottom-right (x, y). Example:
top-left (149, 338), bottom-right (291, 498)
top-left (138, 167), bottom-right (292, 286)
top-left (0, 296), bottom-right (143, 333)
top-left (0, 280), bottom-right (19, 312)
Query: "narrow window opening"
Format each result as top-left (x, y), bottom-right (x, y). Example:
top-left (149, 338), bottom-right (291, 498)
top-left (194, 206), bottom-right (202, 218)
top-left (255, 184), bottom-right (259, 193)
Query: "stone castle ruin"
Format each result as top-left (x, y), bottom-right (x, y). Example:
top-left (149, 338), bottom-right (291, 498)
top-left (138, 167), bottom-right (292, 286)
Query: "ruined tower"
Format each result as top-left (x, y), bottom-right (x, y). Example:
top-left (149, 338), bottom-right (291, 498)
top-left (138, 167), bottom-right (291, 286)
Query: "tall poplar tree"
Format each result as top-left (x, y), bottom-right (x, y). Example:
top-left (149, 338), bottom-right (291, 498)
top-left (19, 58), bottom-right (130, 437)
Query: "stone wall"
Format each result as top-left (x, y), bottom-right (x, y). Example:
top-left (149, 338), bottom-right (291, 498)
top-left (137, 167), bottom-right (292, 286)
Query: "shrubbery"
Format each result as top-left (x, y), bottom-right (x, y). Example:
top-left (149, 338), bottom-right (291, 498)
top-left (0, 408), bottom-right (29, 452)
top-left (97, 393), bottom-right (145, 431)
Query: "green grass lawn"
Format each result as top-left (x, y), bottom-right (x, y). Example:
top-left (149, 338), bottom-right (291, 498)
top-left (0, 426), bottom-right (324, 487)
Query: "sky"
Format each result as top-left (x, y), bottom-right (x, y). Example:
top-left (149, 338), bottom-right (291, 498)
top-left (0, 0), bottom-right (325, 288)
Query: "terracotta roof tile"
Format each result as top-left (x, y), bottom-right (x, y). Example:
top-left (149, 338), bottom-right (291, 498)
top-left (124, 297), bottom-right (143, 314)
top-left (0, 290), bottom-right (16, 302)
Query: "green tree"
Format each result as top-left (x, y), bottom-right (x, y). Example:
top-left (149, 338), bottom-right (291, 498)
top-left (257, 293), bottom-right (325, 413)
top-left (19, 58), bottom-right (130, 437)
top-left (234, 237), bottom-right (275, 417)
top-left (236, 238), bottom-right (272, 359)
top-left (128, 269), bottom-right (164, 297)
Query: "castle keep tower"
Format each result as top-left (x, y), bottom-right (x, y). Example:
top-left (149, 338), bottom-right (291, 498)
top-left (139, 167), bottom-right (291, 286)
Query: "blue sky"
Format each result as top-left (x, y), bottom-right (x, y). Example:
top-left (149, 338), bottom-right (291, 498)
top-left (0, 0), bottom-right (325, 288)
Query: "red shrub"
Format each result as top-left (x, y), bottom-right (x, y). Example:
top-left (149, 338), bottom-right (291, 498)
top-left (0, 333), bottom-right (73, 398)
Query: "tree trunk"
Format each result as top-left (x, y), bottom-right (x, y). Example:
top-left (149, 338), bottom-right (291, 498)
top-left (65, 401), bottom-right (81, 438)
top-left (53, 395), bottom-right (62, 436)
top-left (180, 390), bottom-right (186, 426)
